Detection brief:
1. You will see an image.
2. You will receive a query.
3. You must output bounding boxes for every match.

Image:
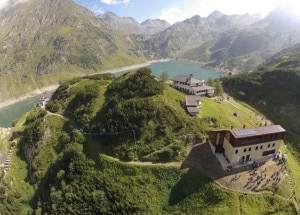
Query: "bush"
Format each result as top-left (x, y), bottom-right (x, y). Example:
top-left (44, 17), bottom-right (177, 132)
top-left (46, 100), bottom-right (60, 113)
top-left (158, 148), bottom-right (174, 162)
top-left (106, 67), bottom-right (162, 99)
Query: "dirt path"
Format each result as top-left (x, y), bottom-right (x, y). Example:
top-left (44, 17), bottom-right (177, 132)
top-left (142, 142), bottom-right (174, 159)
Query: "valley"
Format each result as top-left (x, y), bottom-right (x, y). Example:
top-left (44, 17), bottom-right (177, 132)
top-left (1, 0), bottom-right (300, 214)
top-left (1, 0), bottom-right (300, 102)
top-left (0, 59), bottom-right (223, 127)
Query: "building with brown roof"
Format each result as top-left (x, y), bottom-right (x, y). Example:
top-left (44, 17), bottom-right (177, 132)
top-left (173, 74), bottom-right (215, 96)
top-left (184, 95), bottom-right (201, 116)
top-left (208, 125), bottom-right (286, 166)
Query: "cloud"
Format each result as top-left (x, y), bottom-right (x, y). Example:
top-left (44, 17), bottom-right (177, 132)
top-left (158, 7), bottom-right (183, 24)
top-left (91, 5), bottom-right (104, 15)
top-left (157, 0), bottom-right (300, 24)
top-left (0, 0), bottom-right (10, 10)
top-left (0, 0), bottom-right (28, 10)
top-left (101, 0), bottom-right (130, 5)
top-left (192, 0), bottom-right (293, 17)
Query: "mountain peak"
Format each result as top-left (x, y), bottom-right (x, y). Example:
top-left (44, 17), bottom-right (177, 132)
top-left (207, 10), bottom-right (223, 19)
top-left (100, 11), bottom-right (146, 34)
top-left (260, 6), bottom-right (300, 33)
top-left (141, 19), bottom-right (170, 34)
top-left (102, 11), bottom-right (118, 17)
top-left (101, 11), bottom-right (137, 22)
top-left (181, 15), bottom-right (205, 26)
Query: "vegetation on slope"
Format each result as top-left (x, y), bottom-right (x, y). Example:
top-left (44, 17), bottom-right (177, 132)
top-left (0, 0), bottom-right (146, 101)
top-left (222, 52), bottom-right (300, 156)
top-left (223, 67), bottom-right (300, 206)
top-left (1, 67), bottom-right (299, 214)
top-left (180, 29), bottom-right (278, 72)
top-left (221, 45), bottom-right (300, 210)
top-left (47, 68), bottom-right (219, 163)
top-left (7, 108), bottom-right (296, 214)
top-left (6, 109), bottom-right (296, 214)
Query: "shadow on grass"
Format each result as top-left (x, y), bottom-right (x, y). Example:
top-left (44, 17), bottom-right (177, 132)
top-left (83, 136), bottom-right (117, 161)
top-left (168, 167), bottom-right (212, 205)
top-left (181, 142), bottom-right (225, 180)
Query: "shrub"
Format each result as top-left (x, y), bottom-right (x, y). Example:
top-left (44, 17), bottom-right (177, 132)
top-left (46, 100), bottom-right (60, 113)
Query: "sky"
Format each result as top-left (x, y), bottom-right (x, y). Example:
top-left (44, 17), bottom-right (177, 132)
top-left (0, 0), bottom-right (299, 24)
top-left (0, 0), bottom-right (28, 9)
top-left (73, 0), bottom-right (300, 24)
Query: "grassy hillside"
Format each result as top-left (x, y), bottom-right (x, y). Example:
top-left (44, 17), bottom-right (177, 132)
top-left (1, 68), bottom-right (300, 214)
top-left (47, 68), bottom-right (201, 162)
top-left (222, 44), bottom-right (300, 160)
top-left (2, 104), bottom-right (295, 214)
top-left (47, 68), bottom-right (265, 163)
top-left (180, 29), bottom-right (278, 72)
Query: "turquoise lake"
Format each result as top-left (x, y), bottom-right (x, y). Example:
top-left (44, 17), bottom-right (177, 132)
top-left (0, 60), bottom-right (225, 128)
top-left (118, 60), bottom-right (224, 81)
top-left (0, 95), bottom-right (40, 128)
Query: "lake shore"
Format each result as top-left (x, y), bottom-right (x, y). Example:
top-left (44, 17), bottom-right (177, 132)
top-left (91, 58), bottom-right (170, 75)
top-left (0, 59), bottom-right (170, 109)
top-left (0, 84), bottom-right (60, 109)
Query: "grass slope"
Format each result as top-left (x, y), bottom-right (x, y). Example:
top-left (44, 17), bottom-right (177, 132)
top-left (222, 58), bottom-right (300, 159)
top-left (1, 68), bottom-right (300, 214)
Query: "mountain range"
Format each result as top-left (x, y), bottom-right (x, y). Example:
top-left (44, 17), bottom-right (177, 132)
top-left (2, 1), bottom-right (300, 214)
top-left (1, 0), bottom-right (300, 101)
top-left (0, 0), bottom-right (147, 101)
top-left (100, 11), bottom-right (170, 35)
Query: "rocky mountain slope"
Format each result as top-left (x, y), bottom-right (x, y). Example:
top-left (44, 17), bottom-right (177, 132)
top-left (141, 19), bottom-right (171, 34)
top-left (0, 0), bottom-right (147, 101)
top-left (144, 12), bottom-right (260, 59)
top-left (1, 1), bottom-right (300, 101)
top-left (100, 12), bottom-right (170, 35)
top-left (100, 11), bottom-right (147, 34)
top-left (103, 9), bottom-right (258, 44)
top-left (179, 8), bottom-right (300, 72)
top-left (180, 27), bottom-right (278, 72)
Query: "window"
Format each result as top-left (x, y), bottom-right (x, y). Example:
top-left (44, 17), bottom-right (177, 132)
top-left (272, 143), bottom-right (275, 147)
top-left (235, 149), bottom-right (238, 154)
top-left (248, 148), bottom-right (251, 152)
top-left (260, 145), bottom-right (263, 149)
top-left (262, 149), bottom-right (275, 156)
top-left (255, 146), bottom-right (258, 150)
top-left (244, 148), bottom-right (246, 153)
top-left (241, 138), bottom-right (260, 145)
top-left (268, 144), bottom-right (270, 148)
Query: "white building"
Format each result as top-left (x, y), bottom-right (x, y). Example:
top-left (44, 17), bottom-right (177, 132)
top-left (208, 125), bottom-right (286, 166)
top-left (173, 74), bottom-right (215, 97)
